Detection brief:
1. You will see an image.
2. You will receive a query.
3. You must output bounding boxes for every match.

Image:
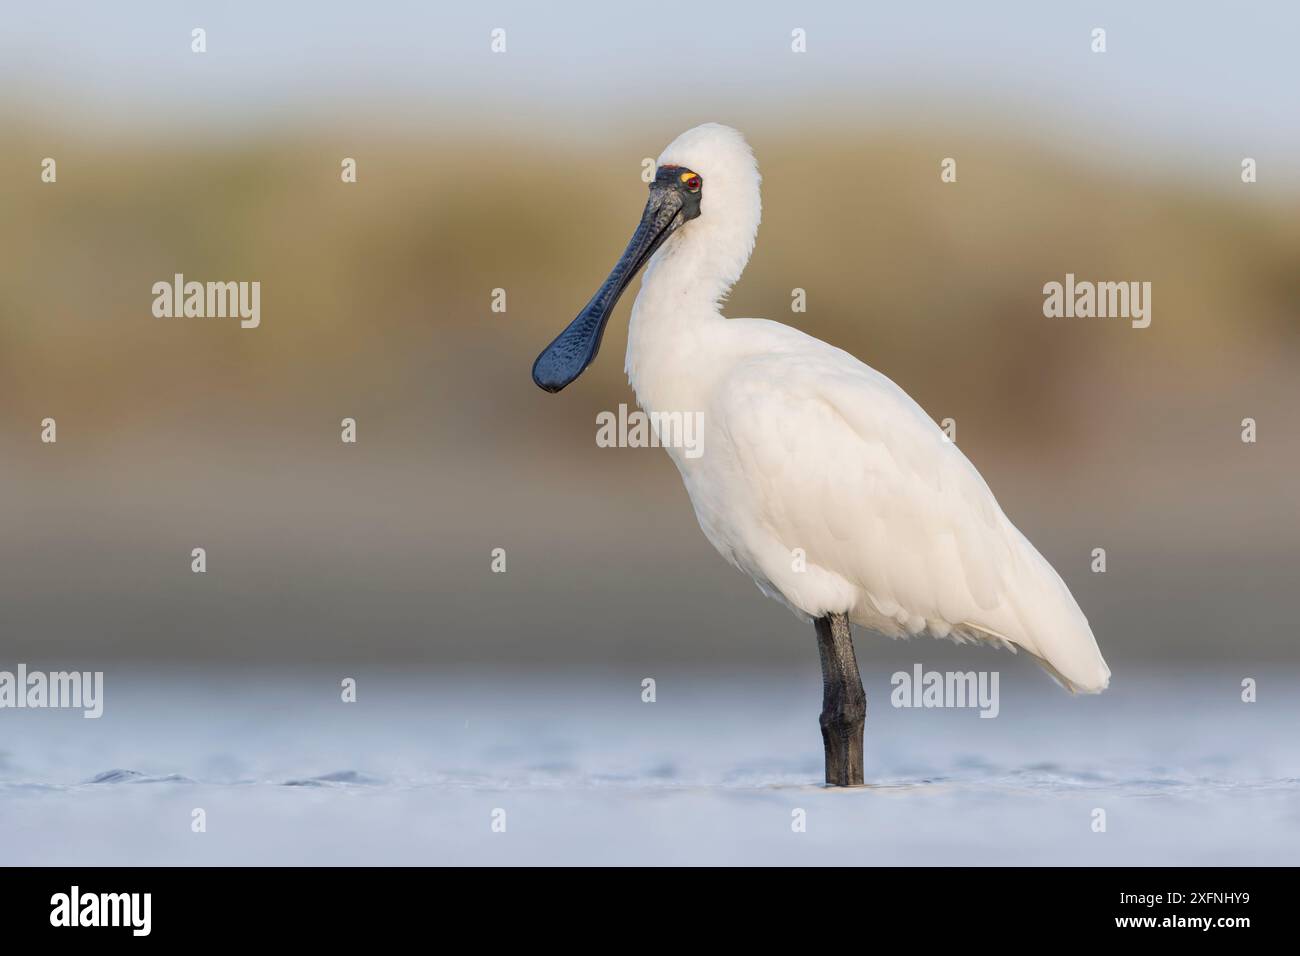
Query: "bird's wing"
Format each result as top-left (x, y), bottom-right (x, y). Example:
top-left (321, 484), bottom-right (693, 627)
top-left (711, 320), bottom-right (1109, 692)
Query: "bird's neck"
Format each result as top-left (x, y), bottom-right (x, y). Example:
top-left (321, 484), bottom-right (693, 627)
top-left (624, 217), bottom-right (757, 412)
top-left (625, 256), bottom-right (728, 416)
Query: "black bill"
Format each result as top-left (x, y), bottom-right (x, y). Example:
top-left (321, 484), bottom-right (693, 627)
top-left (532, 168), bottom-right (701, 393)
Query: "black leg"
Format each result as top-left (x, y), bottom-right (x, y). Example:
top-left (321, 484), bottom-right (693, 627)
top-left (814, 612), bottom-right (866, 787)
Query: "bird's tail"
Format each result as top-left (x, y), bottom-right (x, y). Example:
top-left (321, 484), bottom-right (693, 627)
top-left (965, 620), bottom-right (1110, 694)
top-left (966, 525), bottom-right (1111, 694)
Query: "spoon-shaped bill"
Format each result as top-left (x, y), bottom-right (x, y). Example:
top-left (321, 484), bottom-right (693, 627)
top-left (532, 184), bottom-right (687, 393)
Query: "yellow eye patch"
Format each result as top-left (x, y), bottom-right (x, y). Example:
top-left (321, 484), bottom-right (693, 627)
top-left (679, 171), bottom-right (696, 183)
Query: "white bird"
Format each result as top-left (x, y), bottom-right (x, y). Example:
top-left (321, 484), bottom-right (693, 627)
top-left (533, 123), bottom-right (1110, 786)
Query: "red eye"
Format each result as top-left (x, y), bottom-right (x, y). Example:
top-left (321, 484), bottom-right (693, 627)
top-left (686, 175), bottom-right (702, 191)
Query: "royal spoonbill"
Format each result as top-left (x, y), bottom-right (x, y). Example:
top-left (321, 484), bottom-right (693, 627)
top-left (532, 124), bottom-right (1110, 787)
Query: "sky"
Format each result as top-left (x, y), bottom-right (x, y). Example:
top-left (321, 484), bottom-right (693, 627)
top-left (3, 0), bottom-right (1297, 166)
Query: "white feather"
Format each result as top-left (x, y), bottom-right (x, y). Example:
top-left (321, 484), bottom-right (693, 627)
top-left (626, 124), bottom-right (1110, 694)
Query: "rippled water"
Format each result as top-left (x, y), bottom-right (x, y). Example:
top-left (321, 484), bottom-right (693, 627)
top-left (1, 667), bottom-right (1296, 865)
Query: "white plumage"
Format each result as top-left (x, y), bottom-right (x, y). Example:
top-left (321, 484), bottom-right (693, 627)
top-left (625, 124), bottom-right (1110, 693)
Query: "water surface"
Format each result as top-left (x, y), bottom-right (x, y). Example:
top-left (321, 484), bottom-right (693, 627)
top-left (1, 667), bottom-right (1295, 865)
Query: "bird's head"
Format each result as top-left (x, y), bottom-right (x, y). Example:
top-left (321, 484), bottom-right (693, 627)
top-left (531, 123), bottom-right (761, 393)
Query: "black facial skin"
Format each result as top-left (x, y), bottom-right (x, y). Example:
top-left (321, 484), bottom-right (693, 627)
top-left (531, 165), bottom-right (703, 393)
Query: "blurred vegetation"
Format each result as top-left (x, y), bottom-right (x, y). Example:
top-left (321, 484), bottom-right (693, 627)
top-left (2, 119), bottom-right (1296, 459)
top-left (2, 118), bottom-right (1297, 664)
